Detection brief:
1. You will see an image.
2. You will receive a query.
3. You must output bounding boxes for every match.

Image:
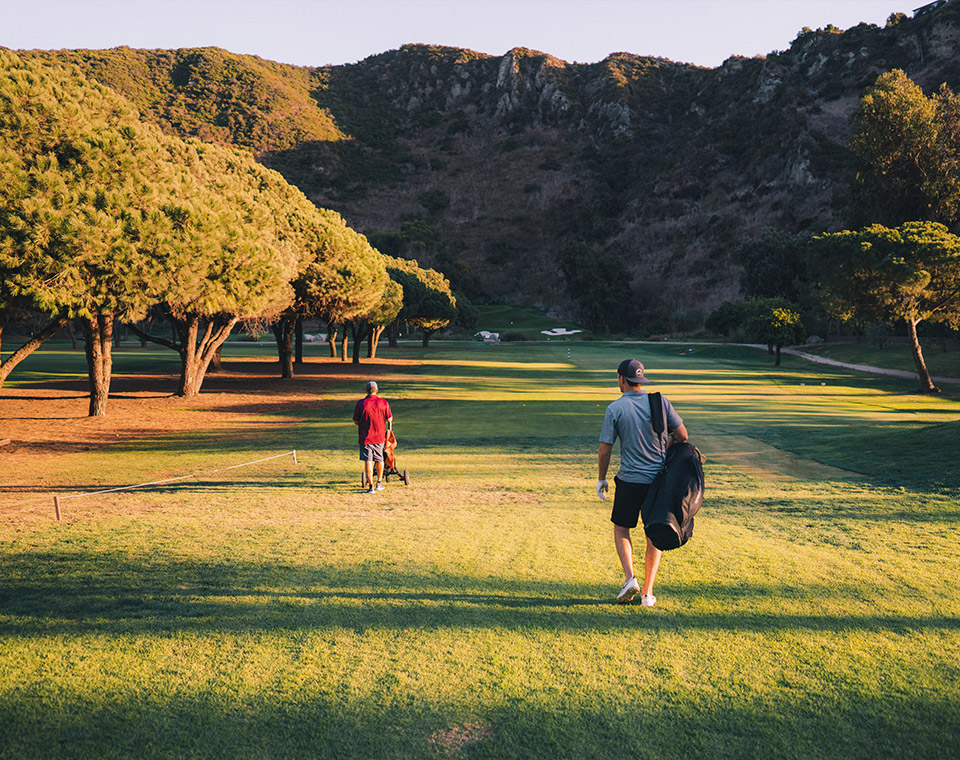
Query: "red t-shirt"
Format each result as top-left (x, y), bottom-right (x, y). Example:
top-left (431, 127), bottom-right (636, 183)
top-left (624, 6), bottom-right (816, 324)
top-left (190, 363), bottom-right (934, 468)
top-left (353, 395), bottom-right (392, 445)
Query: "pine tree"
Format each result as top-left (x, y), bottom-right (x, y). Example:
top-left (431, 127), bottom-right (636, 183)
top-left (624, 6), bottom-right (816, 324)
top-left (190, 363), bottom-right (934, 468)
top-left (383, 256), bottom-right (456, 348)
top-left (0, 52), bottom-right (184, 413)
top-left (810, 222), bottom-right (960, 392)
top-left (290, 214), bottom-right (387, 367)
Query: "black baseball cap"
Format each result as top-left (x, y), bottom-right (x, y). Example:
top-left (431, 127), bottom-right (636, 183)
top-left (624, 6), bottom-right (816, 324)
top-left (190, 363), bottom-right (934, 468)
top-left (617, 358), bottom-right (650, 384)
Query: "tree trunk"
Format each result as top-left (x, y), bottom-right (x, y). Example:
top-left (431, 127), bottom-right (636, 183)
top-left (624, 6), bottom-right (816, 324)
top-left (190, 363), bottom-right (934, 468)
top-left (178, 316), bottom-right (203, 395)
top-left (176, 314), bottom-right (239, 396)
top-left (137, 318), bottom-right (150, 347)
top-left (422, 328), bottom-right (434, 348)
top-left (272, 316), bottom-right (296, 379)
top-left (0, 315), bottom-right (69, 388)
top-left (774, 345), bottom-right (782, 366)
top-left (340, 331), bottom-right (348, 362)
top-left (907, 318), bottom-right (938, 393)
top-left (387, 322), bottom-right (399, 348)
top-left (84, 313), bottom-right (114, 417)
top-left (209, 345), bottom-right (223, 373)
top-left (351, 323), bottom-right (370, 365)
top-left (295, 316), bottom-right (304, 365)
top-left (67, 320), bottom-right (78, 349)
top-left (368, 325), bottom-right (385, 359)
top-left (327, 324), bottom-right (339, 358)
top-left (129, 312), bottom-right (235, 396)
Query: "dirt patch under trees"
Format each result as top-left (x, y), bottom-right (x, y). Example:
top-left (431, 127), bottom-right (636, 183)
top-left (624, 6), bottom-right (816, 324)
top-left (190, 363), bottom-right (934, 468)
top-left (0, 356), bottom-right (413, 515)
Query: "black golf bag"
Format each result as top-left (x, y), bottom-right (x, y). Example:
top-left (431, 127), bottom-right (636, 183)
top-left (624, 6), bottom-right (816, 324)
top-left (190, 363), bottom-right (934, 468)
top-left (640, 393), bottom-right (704, 551)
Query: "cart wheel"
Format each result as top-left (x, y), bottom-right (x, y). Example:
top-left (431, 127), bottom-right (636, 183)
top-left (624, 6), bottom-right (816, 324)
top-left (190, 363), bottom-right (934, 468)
top-left (403, 469), bottom-right (410, 486)
top-left (385, 474), bottom-right (390, 483)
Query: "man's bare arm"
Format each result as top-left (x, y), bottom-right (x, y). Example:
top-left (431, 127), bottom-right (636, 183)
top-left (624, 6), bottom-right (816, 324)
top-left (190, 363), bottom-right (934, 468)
top-left (598, 442), bottom-right (613, 480)
top-left (669, 423), bottom-right (688, 446)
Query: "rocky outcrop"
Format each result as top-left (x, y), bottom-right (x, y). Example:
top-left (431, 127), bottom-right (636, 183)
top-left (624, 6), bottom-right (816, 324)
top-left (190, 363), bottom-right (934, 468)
top-left (37, 3), bottom-right (960, 325)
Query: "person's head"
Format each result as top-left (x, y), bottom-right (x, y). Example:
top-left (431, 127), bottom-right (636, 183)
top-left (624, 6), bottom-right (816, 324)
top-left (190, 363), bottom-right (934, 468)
top-left (617, 358), bottom-right (650, 390)
top-left (366, 380), bottom-right (378, 396)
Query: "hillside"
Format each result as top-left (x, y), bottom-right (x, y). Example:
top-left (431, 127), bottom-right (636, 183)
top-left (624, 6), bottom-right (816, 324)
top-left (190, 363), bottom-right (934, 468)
top-left (24, 3), bottom-right (960, 328)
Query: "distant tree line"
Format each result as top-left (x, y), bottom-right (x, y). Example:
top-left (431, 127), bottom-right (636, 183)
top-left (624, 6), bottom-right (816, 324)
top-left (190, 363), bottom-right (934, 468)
top-left (0, 52), bottom-right (464, 416)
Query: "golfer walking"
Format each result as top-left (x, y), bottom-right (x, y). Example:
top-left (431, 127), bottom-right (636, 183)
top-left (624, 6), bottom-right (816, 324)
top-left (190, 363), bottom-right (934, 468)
top-left (598, 359), bottom-right (688, 605)
top-left (353, 380), bottom-right (393, 494)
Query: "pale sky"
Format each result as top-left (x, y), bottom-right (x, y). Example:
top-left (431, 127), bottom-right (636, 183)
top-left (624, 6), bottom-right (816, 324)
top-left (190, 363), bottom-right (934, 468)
top-left (2, 0), bottom-right (914, 69)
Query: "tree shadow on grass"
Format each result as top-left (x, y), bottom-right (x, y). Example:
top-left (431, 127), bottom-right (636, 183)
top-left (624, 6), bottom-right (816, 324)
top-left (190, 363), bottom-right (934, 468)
top-left (1, 552), bottom-right (957, 639)
top-left (1, 677), bottom-right (956, 760)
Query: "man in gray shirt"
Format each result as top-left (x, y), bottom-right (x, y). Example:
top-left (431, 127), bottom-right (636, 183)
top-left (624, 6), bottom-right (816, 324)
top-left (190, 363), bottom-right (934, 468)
top-left (598, 359), bottom-right (688, 606)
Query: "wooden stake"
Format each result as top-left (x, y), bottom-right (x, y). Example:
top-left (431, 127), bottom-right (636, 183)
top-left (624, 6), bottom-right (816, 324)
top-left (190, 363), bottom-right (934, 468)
top-left (54, 496), bottom-right (62, 521)
top-left (293, 450), bottom-right (298, 465)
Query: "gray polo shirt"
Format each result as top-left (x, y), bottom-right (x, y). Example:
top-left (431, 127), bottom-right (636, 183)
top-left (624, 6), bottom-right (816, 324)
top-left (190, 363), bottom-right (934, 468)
top-left (599, 389), bottom-right (683, 484)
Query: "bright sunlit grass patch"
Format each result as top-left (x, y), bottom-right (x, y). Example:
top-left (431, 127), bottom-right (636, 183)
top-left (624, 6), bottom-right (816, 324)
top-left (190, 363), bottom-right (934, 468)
top-left (1, 342), bottom-right (958, 758)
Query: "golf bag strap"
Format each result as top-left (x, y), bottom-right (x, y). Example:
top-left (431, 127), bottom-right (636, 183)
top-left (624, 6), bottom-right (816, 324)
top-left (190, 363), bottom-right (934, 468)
top-left (649, 391), bottom-right (668, 468)
top-left (649, 392), bottom-right (665, 435)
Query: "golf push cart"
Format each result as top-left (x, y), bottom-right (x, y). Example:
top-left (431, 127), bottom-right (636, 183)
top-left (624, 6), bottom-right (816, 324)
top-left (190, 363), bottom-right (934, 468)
top-left (362, 429), bottom-right (410, 488)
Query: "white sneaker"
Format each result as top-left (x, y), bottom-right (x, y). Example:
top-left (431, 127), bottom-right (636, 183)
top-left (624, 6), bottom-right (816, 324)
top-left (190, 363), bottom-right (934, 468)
top-left (617, 577), bottom-right (640, 604)
top-left (376, 482), bottom-right (385, 491)
top-left (641, 594), bottom-right (657, 607)
top-left (364, 486), bottom-right (375, 494)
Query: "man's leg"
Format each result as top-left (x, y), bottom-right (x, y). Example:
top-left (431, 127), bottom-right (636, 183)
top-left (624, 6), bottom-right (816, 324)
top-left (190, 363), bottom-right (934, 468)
top-left (614, 524), bottom-right (635, 581)
top-left (642, 536), bottom-right (662, 596)
top-left (614, 524), bottom-right (641, 603)
top-left (363, 459), bottom-right (374, 489)
top-left (375, 460), bottom-right (385, 485)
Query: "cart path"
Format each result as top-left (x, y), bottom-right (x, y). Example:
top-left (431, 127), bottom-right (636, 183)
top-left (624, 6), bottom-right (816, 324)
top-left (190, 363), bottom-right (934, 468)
top-left (779, 347), bottom-right (960, 385)
top-left (629, 340), bottom-right (960, 385)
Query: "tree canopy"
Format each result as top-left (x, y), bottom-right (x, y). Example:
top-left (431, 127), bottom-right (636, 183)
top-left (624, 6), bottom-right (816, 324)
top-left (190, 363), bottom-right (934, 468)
top-left (1, 50), bottom-right (378, 408)
top-left (810, 221), bottom-right (960, 391)
top-left (129, 139), bottom-right (303, 395)
top-left (345, 278), bottom-right (404, 363)
top-left (744, 306), bottom-right (805, 366)
top-left (294, 212), bottom-right (388, 327)
top-left (291, 212), bottom-right (388, 364)
top-left (851, 70), bottom-right (960, 229)
top-left (706, 297), bottom-right (798, 342)
top-left (383, 255), bottom-right (456, 347)
top-left (0, 50), bottom-right (195, 411)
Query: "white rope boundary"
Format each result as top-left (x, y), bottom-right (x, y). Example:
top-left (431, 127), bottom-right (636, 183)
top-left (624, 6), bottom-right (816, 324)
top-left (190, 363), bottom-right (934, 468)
top-left (47, 450), bottom-right (298, 521)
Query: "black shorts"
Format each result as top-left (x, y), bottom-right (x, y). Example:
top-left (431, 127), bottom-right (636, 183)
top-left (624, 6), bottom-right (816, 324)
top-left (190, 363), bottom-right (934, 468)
top-left (610, 477), bottom-right (652, 529)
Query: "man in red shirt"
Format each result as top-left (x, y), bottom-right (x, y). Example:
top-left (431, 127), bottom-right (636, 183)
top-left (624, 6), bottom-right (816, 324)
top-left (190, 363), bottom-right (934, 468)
top-left (353, 380), bottom-right (394, 494)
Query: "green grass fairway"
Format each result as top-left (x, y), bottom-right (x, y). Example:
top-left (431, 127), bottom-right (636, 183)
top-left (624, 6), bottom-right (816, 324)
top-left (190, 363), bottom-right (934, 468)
top-left (1, 343), bottom-right (959, 758)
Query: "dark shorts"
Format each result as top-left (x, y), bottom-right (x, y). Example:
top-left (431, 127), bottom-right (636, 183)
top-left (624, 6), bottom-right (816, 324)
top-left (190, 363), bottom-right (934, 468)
top-left (610, 477), bottom-right (652, 529)
top-left (359, 443), bottom-right (384, 462)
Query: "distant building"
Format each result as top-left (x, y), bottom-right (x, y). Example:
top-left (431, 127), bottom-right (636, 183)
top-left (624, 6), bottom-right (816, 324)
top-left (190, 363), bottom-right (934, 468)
top-left (914, 0), bottom-right (951, 16)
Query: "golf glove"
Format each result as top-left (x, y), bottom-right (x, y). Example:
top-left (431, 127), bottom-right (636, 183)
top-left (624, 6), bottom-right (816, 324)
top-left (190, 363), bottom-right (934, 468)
top-left (596, 479), bottom-right (608, 500)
